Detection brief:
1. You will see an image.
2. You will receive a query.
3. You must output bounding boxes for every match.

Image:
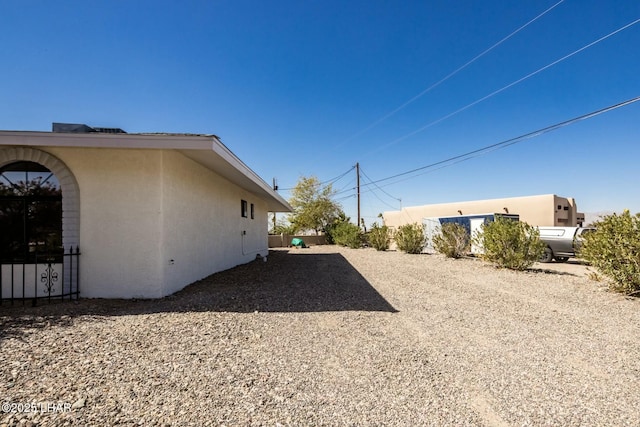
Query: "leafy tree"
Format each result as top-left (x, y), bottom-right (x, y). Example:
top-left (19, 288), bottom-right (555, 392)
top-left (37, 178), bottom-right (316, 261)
top-left (394, 223), bottom-right (426, 254)
top-left (474, 218), bottom-right (545, 270)
top-left (580, 210), bottom-right (640, 295)
top-left (433, 222), bottom-right (470, 258)
top-left (288, 176), bottom-right (342, 235)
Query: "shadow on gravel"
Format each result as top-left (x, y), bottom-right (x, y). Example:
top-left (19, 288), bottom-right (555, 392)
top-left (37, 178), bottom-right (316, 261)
top-left (174, 250), bottom-right (398, 313)
top-left (1, 249), bottom-right (396, 342)
top-left (528, 268), bottom-right (578, 277)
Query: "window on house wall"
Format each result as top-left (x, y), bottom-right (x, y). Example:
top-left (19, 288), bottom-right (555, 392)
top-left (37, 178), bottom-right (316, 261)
top-left (250, 203), bottom-right (254, 219)
top-left (241, 200), bottom-right (248, 217)
top-left (0, 161), bottom-right (62, 262)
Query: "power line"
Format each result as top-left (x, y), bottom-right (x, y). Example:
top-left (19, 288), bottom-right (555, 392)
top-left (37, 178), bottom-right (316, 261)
top-left (359, 185), bottom-right (400, 211)
top-left (336, 1), bottom-right (565, 147)
top-left (367, 16), bottom-right (640, 156)
top-left (335, 193), bottom-right (356, 202)
top-left (335, 176), bottom-right (356, 193)
top-left (363, 95), bottom-right (640, 188)
top-left (359, 167), bottom-right (402, 210)
top-left (334, 186), bottom-right (356, 197)
top-left (278, 165), bottom-right (355, 191)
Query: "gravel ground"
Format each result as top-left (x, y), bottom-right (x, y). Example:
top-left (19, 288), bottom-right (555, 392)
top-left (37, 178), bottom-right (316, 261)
top-left (1, 246), bottom-right (639, 426)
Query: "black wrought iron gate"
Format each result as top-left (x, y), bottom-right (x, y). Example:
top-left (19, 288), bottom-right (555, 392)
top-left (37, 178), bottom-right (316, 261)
top-left (0, 195), bottom-right (79, 305)
top-left (0, 246), bottom-right (80, 305)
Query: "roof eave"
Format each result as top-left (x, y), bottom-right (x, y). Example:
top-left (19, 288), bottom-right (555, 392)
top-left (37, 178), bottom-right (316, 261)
top-left (0, 130), bottom-right (292, 212)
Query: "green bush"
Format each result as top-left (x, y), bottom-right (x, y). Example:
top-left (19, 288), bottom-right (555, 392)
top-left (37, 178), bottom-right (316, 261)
top-left (433, 222), bottom-right (470, 258)
top-left (323, 212), bottom-right (350, 245)
top-left (331, 221), bottom-right (363, 249)
top-left (474, 218), bottom-right (545, 270)
top-left (394, 223), bottom-right (426, 254)
top-left (579, 210), bottom-right (640, 295)
top-left (368, 223), bottom-right (391, 251)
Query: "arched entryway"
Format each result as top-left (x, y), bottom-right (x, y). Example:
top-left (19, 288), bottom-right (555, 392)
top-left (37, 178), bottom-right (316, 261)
top-left (0, 148), bottom-right (80, 303)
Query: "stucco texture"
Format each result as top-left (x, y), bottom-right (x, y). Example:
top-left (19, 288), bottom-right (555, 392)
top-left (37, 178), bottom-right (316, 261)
top-left (36, 147), bottom-right (269, 298)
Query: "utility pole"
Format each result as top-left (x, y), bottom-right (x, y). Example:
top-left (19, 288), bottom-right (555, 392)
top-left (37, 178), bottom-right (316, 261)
top-left (272, 178), bottom-right (278, 232)
top-left (356, 162), bottom-right (361, 229)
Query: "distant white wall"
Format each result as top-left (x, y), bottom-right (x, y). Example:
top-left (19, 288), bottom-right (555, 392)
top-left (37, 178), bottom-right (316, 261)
top-left (268, 234), bottom-right (327, 247)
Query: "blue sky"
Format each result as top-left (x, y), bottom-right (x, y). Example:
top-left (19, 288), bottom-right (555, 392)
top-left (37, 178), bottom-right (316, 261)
top-left (1, 0), bottom-right (639, 225)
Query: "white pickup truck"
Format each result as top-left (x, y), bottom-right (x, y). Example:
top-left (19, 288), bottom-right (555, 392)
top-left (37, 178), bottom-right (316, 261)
top-left (537, 226), bottom-right (595, 263)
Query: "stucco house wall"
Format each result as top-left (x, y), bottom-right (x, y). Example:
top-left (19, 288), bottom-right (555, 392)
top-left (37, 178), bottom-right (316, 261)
top-left (159, 149), bottom-right (269, 296)
top-left (0, 129), bottom-right (290, 299)
top-left (45, 147), bottom-right (165, 298)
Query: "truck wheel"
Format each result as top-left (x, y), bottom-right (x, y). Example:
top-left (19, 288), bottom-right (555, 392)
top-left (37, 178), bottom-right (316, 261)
top-left (539, 247), bottom-right (553, 263)
top-left (554, 257), bottom-right (569, 263)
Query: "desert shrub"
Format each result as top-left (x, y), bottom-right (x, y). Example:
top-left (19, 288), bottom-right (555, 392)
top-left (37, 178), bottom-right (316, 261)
top-left (323, 212), bottom-right (350, 245)
top-left (331, 221), bottom-right (363, 249)
top-left (394, 223), bottom-right (426, 254)
top-left (368, 223), bottom-right (391, 251)
top-left (579, 210), bottom-right (640, 295)
top-left (474, 218), bottom-right (545, 270)
top-left (433, 222), bottom-right (470, 258)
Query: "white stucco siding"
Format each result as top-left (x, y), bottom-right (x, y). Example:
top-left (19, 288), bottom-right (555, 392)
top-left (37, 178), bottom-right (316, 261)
top-left (1, 131), bottom-right (291, 300)
top-left (160, 150), bottom-right (269, 296)
top-left (42, 147), bottom-right (165, 298)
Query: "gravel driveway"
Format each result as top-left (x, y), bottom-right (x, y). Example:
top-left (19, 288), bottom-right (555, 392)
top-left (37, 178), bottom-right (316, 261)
top-left (1, 246), bottom-right (639, 426)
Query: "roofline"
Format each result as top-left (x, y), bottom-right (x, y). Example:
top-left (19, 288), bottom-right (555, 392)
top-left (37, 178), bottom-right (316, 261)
top-left (0, 130), bottom-right (292, 212)
top-left (383, 194), bottom-right (562, 214)
top-left (0, 130), bottom-right (215, 149)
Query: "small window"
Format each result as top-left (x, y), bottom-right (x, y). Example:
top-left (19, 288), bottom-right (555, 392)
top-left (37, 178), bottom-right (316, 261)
top-left (563, 206), bottom-right (569, 211)
top-left (250, 203), bottom-right (255, 219)
top-left (241, 200), bottom-right (248, 217)
top-left (557, 205), bottom-right (562, 210)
